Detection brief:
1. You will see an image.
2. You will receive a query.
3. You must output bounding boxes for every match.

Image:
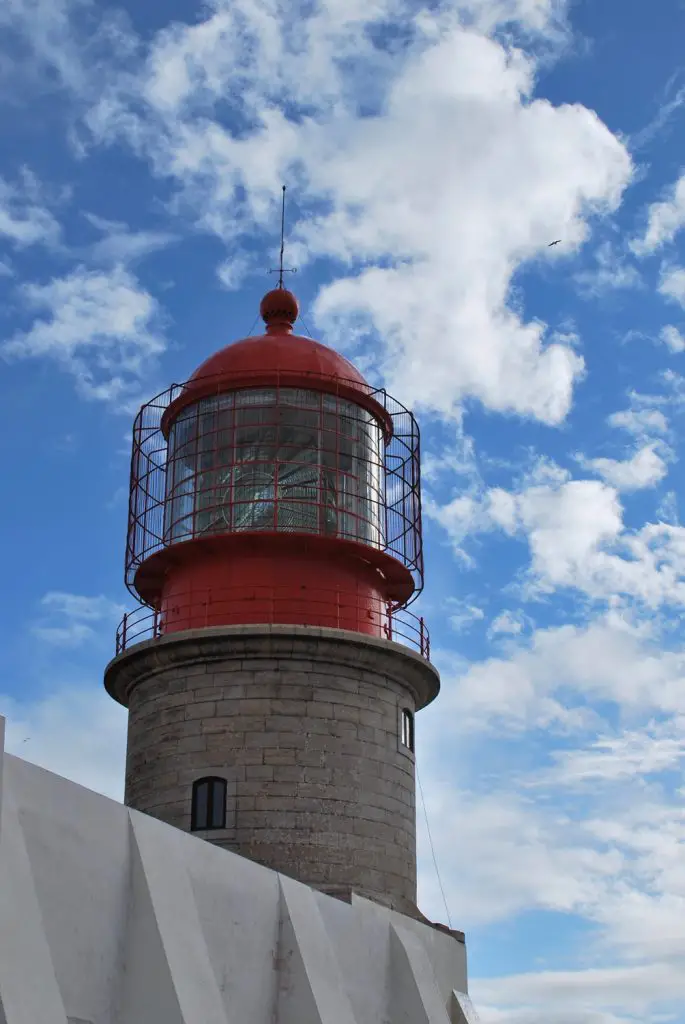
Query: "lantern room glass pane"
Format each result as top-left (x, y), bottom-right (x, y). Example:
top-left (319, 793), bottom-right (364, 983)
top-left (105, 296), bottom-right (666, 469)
top-left (164, 387), bottom-right (384, 547)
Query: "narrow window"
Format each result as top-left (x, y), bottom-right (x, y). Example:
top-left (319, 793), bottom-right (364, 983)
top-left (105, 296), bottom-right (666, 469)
top-left (191, 776), bottom-right (227, 831)
top-left (401, 709), bottom-right (415, 752)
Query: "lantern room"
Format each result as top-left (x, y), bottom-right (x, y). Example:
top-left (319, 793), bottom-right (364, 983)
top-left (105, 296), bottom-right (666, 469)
top-left (123, 287), bottom-right (424, 643)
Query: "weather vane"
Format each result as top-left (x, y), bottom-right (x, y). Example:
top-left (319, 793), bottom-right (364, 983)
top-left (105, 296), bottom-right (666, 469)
top-left (269, 185), bottom-right (297, 288)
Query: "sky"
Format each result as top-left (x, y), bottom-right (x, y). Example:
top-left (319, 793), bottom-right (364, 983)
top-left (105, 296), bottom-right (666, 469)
top-left (1, 0), bottom-right (685, 1020)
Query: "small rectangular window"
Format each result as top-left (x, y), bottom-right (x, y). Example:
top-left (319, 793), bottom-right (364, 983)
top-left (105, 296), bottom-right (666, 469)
top-left (191, 776), bottom-right (227, 831)
top-left (401, 709), bottom-right (415, 752)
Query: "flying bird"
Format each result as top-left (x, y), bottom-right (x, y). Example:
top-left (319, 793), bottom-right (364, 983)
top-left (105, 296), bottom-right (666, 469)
top-left (548, 240), bottom-right (562, 247)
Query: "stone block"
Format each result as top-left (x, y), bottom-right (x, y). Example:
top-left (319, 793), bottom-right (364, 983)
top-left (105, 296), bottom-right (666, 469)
top-left (262, 748), bottom-right (297, 765)
top-left (332, 705), bottom-right (360, 723)
top-left (305, 701), bottom-right (334, 719)
top-left (191, 686), bottom-right (225, 700)
top-left (269, 699), bottom-right (308, 715)
top-left (185, 701), bottom-right (216, 720)
top-left (244, 731), bottom-right (278, 748)
top-left (238, 698), bottom-right (274, 715)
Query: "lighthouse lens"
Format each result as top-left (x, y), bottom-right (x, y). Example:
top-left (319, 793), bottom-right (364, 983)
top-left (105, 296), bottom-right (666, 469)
top-left (164, 388), bottom-right (385, 548)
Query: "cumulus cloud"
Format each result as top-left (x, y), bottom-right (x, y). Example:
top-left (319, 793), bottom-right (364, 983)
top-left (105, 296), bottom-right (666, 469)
top-left (448, 599), bottom-right (485, 633)
top-left (578, 443), bottom-right (669, 492)
top-left (659, 265), bottom-right (685, 308)
top-left (79, 0), bottom-right (632, 425)
top-left (438, 609), bottom-right (685, 737)
top-left (474, 961), bottom-right (685, 1024)
top-left (574, 241), bottom-right (641, 297)
top-left (0, 0), bottom-right (132, 99)
top-left (1, 265), bottom-right (166, 405)
top-left (430, 470), bottom-right (685, 608)
top-left (632, 171), bottom-right (685, 255)
top-left (659, 324), bottom-right (685, 353)
top-left (0, 171), bottom-right (61, 248)
top-left (414, 608), bottom-right (685, 1020)
top-left (83, 212), bottom-right (178, 266)
top-left (1, 686), bottom-right (126, 802)
top-left (544, 719), bottom-right (685, 785)
top-left (607, 402), bottom-right (669, 441)
top-left (31, 591), bottom-right (126, 646)
top-left (488, 610), bottom-right (526, 637)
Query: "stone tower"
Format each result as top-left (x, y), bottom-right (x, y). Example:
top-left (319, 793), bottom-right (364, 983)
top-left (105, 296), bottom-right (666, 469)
top-left (105, 285), bottom-right (440, 920)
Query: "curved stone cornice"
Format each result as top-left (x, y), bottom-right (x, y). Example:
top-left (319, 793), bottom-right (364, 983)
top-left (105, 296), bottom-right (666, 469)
top-left (104, 624), bottom-right (440, 711)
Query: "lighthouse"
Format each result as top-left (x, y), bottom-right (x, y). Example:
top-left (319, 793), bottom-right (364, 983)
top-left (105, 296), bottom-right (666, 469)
top-left (105, 282), bottom-right (440, 919)
top-left (0, 276), bottom-right (477, 1024)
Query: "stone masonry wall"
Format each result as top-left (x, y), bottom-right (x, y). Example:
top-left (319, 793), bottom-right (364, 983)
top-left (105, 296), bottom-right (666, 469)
top-left (105, 626), bottom-right (440, 916)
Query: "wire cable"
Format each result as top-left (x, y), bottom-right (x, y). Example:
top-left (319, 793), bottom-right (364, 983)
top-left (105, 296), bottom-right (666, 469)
top-left (245, 311), bottom-right (261, 338)
top-left (297, 311), bottom-right (316, 339)
top-left (416, 761), bottom-right (453, 930)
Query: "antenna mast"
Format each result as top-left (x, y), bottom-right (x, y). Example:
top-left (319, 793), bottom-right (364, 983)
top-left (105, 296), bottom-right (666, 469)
top-left (269, 185), bottom-right (297, 288)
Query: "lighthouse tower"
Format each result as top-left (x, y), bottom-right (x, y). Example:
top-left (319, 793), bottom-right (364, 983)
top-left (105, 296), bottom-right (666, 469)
top-left (105, 284), bottom-right (440, 919)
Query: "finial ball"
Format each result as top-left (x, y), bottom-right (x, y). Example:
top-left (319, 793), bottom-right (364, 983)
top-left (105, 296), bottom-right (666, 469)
top-left (260, 288), bottom-right (299, 326)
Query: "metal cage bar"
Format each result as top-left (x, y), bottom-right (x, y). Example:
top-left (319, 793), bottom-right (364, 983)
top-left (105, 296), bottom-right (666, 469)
top-left (125, 372), bottom-right (424, 605)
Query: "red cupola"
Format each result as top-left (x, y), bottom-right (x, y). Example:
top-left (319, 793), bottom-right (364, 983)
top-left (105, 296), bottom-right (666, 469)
top-left (124, 286), bottom-right (424, 643)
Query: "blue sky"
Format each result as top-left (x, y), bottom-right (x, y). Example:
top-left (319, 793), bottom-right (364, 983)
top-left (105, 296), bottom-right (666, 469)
top-left (1, 0), bottom-right (685, 1020)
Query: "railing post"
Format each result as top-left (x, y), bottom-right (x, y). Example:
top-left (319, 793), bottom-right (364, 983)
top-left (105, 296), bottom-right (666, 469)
top-left (153, 607), bottom-right (159, 639)
top-left (387, 603), bottom-right (393, 643)
top-left (419, 616), bottom-right (425, 658)
top-left (121, 613), bottom-right (127, 653)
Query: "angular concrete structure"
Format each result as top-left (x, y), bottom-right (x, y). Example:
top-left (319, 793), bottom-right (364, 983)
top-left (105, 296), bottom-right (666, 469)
top-left (0, 715), bottom-right (479, 1024)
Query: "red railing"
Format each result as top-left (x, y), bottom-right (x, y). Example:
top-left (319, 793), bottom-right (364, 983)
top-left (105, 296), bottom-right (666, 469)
top-left (115, 587), bottom-right (430, 661)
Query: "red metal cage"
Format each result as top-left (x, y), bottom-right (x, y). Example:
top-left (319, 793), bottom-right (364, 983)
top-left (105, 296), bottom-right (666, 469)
top-left (125, 370), bottom-right (424, 608)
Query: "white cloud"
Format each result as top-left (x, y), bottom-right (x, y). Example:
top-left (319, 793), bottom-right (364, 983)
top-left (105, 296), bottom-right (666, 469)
top-left (0, 172), bottom-right (60, 247)
top-left (632, 171), bottom-right (685, 255)
top-left (544, 719), bottom-right (685, 785)
top-left (578, 443), bottom-right (669, 492)
top-left (31, 591), bottom-right (126, 646)
top-left (659, 265), bottom-right (685, 308)
top-left (0, 259), bottom-right (14, 277)
top-left (431, 472), bottom-right (685, 609)
top-left (448, 599), bottom-right (485, 633)
top-left (474, 961), bottom-right (685, 1024)
top-left (488, 610), bottom-right (526, 637)
top-left (442, 611), bottom-right (685, 734)
top-left (1, 686), bottom-right (126, 802)
top-left (508, 479), bottom-right (623, 595)
top-left (414, 611), bottom-right (685, 1022)
top-left (659, 324), bottom-right (685, 353)
top-left (574, 242), bottom-right (641, 297)
top-left (83, 1), bottom-right (632, 426)
top-left (216, 253), bottom-right (252, 290)
top-left (1, 265), bottom-right (166, 405)
top-left (607, 403), bottom-right (669, 440)
top-left (657, 490), bottom-right (679, 525)
top-left (84, 212), bottom-right (177, 266)
top-left (0, 0), bottom-right (131, 99)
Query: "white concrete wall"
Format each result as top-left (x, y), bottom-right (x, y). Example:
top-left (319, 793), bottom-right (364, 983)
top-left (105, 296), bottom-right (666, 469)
top-left (0, 716), bottom-right (475, 1024)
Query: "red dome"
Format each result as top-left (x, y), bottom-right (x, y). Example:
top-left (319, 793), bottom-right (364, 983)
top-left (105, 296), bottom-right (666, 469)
top-left (160, 289), bottom-right (392, 439)
top-left (190, 331), bottom-right (369, 389)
